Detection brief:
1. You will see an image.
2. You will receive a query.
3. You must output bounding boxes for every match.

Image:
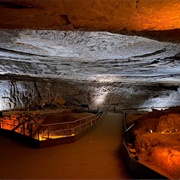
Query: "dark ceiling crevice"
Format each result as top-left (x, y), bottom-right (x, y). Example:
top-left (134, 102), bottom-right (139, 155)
top-left (0, 1), bottom-right (33, 9)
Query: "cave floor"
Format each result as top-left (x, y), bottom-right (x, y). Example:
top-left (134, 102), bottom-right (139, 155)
top-left (0, 112), bottom-right (132, 179)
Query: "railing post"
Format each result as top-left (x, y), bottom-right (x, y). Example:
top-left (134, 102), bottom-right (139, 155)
top-left (123, 111), bottom-right (127, 131)
top-left (67, 122), bottom-right (69, 137)
top-left (42, 126), bottom-right (44, 139)
top-left (37, 126), bottom-right (40, 140)
top-left (30, 123), bottom-right (33, 137)
top-left (74, 127), bottom-right (76, 135)
top-left (47, 125), bottom-right (50, 139)
top-left (75, 121), bottom-right (77, 134)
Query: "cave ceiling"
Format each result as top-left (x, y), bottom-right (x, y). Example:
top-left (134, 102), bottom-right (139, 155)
top-left (0, 0), bottom-right (180, 31)
top-left (0, 0), bottom-right (180, 85)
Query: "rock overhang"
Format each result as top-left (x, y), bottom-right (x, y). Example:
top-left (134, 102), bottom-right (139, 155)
top-left (0, 30), bottom-right (179, 84)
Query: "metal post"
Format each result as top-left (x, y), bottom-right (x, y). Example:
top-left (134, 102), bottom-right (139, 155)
top-left (38, 128), bottom-right (39, 140)
top-left (75, 121), bottom-right (76, 134)
top-left (67, 122), bottom-right (69, 137)
top-left (42, 126), bottom-right (44, 139)
top-left (30, 123), bottom-right (33, 137)
top-left (124, 111), bottom-right (127, 131)
top-left (47, 125), bottom-right (50, 139)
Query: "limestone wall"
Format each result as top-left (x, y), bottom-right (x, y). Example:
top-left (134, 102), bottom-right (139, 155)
top-left (0, 79), bottom-right (180, 111)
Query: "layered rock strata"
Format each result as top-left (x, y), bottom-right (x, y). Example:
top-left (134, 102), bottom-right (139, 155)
top-left (0, 30), bottom-right (179, 110)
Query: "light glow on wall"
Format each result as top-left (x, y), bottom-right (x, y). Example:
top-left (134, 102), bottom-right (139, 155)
top-left (88, 75), bottom-right (120, 83)
top-left (94, 92), bottom-right (108, 106)
top-left (0, 98), bottom-right (11, 111)
top-left (93, 87), bottom-right (109, 107)
top-left (0, 102), bottom-right (2, 111)
top-left (0, 82), bottom-right (12, 111)
top-left (139, 91), bottom-right (180, 110)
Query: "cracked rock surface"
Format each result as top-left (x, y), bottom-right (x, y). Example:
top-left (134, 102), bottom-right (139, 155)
top-left (0, 0), bottom-right (179, 31)
top-left (0, 30), bottom-right (180, 110)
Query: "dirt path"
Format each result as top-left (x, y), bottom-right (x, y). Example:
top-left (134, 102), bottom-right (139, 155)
top-left (0, 112), bottom-right (132, 179)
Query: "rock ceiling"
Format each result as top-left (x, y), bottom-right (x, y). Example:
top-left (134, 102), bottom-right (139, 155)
top-left (0, 0), bottom-right (180, 31)
top-left (0, 30), bottom-right (179, 84)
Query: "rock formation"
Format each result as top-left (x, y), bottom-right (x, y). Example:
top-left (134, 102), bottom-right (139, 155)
top-left (0, 30), bottom-right (179, 111)
top-left (0, 1), bottom-right (180, 111)
top-left (0, 0), bottom-right (179, 31)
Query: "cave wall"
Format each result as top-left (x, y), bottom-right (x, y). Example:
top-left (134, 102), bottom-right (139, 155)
top-left (1, 79), bottom-right (180, 111)
top-left (0, 0), bottom-right (179, 31)
top-left (0, 30), bottom-right (179, 111)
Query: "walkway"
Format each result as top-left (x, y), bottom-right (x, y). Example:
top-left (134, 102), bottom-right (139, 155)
top-left (0, 112), bottom-right (132, 179)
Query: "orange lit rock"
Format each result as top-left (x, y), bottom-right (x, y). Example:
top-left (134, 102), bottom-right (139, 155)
top-left (0, 0), bottom-right (179, 31)
top-left (130, 110), bottom-right (180, 179)
top-left (155, 114), bottom-right (180, 133)
top-left (152, 148), bottom-right (180, 179)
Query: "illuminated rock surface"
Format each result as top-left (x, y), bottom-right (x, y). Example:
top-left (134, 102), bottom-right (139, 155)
top-left (0, 30), bottom-right (180, 110)
top-left (127, 110), bottom-right (180, 179)
top-left (0, 0), bottom-right (179, 31)
top-left (0, 30), bottom-right (179, 79)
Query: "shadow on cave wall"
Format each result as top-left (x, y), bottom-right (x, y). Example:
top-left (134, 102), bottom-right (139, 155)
top-left (115, 29), bottom-right (180, 43)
